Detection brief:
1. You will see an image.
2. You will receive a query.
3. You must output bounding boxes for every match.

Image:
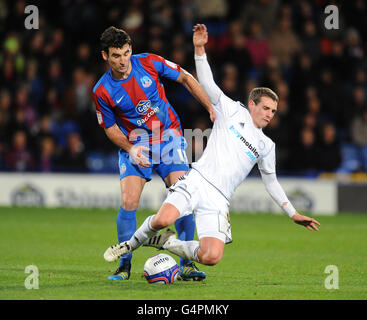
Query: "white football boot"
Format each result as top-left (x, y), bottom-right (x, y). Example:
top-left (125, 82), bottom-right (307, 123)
top-left (103, 241), bottom-right (131, 262)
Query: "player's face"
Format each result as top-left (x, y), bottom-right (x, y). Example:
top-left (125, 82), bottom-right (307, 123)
top-left (249, 96), bottom-right (277, 128)
top-left (103, 44), bottom-right (132, 76)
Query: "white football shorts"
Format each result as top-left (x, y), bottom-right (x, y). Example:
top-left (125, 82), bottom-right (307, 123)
top-left (164, 169), bottom-right (232, 243)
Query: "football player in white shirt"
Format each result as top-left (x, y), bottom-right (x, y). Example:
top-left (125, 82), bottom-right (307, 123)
top-left (103, 24), bottom-right (320, 269)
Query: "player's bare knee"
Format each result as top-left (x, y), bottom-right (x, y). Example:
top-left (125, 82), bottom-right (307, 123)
top-left (199, 250), bottom-right (222, 266)
top-left (121, 194), bottom-right (140, 211)
top-left (151, 214), bottom-right (171, 230)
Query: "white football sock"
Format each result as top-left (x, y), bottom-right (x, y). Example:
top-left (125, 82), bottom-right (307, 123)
top-left (163, 238), bottom-right (200, 263)
top-left (128, 215), bottom-right (160, 250)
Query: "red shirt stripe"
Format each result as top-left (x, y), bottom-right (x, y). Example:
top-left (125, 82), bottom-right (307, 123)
top-left (120, 77), bottom-right (164, 144)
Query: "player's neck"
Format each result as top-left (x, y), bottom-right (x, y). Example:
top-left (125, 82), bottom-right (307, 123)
top-left (249, 114), bottom-right (262, 129)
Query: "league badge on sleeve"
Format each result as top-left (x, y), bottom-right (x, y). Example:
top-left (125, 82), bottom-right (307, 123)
top-left (164, 59), bottom-right (179, 70)
top-left (96, 110), bottom-right (103, 125)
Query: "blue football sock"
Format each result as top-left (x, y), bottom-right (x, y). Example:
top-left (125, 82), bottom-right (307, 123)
top-left (116, 206), bottom-right (137, 270)
top-left (174, 214), bottom-right (195, 267)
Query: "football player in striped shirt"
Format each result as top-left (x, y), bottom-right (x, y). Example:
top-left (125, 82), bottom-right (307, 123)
top-left (93, 26), bottom-right (215, 281)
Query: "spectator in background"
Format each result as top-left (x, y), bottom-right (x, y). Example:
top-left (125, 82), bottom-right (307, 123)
top-left (344, 28), bottom-right (364, 72)
top-left (0, 89), bottom-right (12, 142)
top-left (1, 32), bottom-right (23, 90)
top-left (301, 20), bottom-right (321, 63)
top-left (74, 43), bottom-right (93, 72)
top-left (14, 85), bottom-right (37, 129)
top-left (292, 0), bottom-right (316, 35)
top-left (317, 123), bottom-right (342, 172)
top-left (220, 21), bottom-right (253, 79)
top-left (318, 69), bottom-right (343, 126)
top-left (11, 107), bottom-right (32, 143)
top-left (351, 86), bottom-right (366, 118)
top-left (28, 31), bottom-right (46, 62)
top-left (38, 135), bottom-right (58, 172)
top-left (320, 40), bottom-right (349, 83)
top-left (264, 81), bottom-right (292, 171)
top-left (25, 59), bottom-right (44, 108)
top-left (290, 53), bottom-right (316, 101)
top-left (350, 109), bottom-right (367, 171)
top-left (289, 127), bottom-right (319, 174)
top-left (240, 0), bottom-right (278, 36)
top-left (245, 21), bottom-right (271, 69)
top-left (56, 132), bottom-right (87, 172)
top-left (193, 0), bottom-right (228, 23)
top-left (43, 29), bottom-right (65, 58)
top-left (351, 109), bottom-right (367, 147)
top-left (5, 129), bottom-right (35, 171)
top-left (220, 63), bottom-right (242, 101)
top-left (0, 89), bottom-right (12, 169)
top-left (33, 114), bottom-right (58, 148)
top-left (48, 59), bottom-right (65, 98)
top-left (242, 78), bottom-right (259, 102)
top-left (269, 16), bottom-right (301, 72)
top-left (42, 87), bottom-right (62, 118)
top-left (72, 67), bottom-right (90, 115)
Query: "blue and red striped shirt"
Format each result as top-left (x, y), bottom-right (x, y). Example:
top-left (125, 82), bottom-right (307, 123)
top-left (93, 53), bottom-right (183, 145)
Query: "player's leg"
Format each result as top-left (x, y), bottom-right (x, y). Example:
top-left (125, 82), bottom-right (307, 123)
top-left (109, 150), bottom-right (149, 280)
top-left (118, 176), bottom-right (146, 258)
top-left (104, 202), bottom-right (180, 262)
top-left (196, 237), bottom-right (225, 265)
top-left (157, 134), bottom-right (206, 280)
top-left (164, 171), bottom-right (196, 267)
top-left (161, 211), bottom-right (226, 267)
top-left (164, 170), bottom-right (206, 280)
top-left (160, 237), bottom-right (224, 266)
top-left (109, 175), bottom-right (146, 280)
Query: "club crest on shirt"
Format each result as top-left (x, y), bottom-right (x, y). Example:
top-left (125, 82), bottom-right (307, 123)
top-left (140, 75), bottom-right (152, 88)
top-left (135, 100), bottom-right (151, 115)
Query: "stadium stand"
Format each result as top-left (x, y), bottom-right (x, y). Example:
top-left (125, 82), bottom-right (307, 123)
top-left (1, 0), bottom-right (366, 177)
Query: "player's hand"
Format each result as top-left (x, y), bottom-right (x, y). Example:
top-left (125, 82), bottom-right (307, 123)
top-left (193, 24), bottom-right (208, 47)
top-left (292, 213), bottom-right (320, 231)
top-left (128, 145), bottom-right (151, 168)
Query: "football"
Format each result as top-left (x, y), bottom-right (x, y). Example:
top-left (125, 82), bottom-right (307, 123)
top-left (143, 253), bottom-right (178, 284)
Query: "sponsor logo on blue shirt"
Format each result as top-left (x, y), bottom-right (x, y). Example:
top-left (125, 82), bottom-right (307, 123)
top-left (136, 100), bottom-right (151, 115)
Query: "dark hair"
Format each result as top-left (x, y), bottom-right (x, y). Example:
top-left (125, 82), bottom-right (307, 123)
top-left (248, 87), bottom-right (279, 104)
top-left (100, 26), bottom-right (132, 54)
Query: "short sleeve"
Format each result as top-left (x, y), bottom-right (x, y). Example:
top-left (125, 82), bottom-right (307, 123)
top-left (93, 92), bottom-right (116, 128)
top-left (150, 54), bottom-right (181, 81)
top-left (258, 143), bottom-right (276, 174)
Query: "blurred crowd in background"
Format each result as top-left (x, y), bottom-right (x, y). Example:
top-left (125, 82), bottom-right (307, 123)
top-left (1, 0), bottom-right (367, 176)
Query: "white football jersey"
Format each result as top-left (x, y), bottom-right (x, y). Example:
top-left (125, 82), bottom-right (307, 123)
top-left (191, 93), bottom-right (276, 200)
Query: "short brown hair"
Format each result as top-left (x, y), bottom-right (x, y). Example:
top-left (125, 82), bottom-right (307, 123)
top-left (248, 87), bottom-right (279, 104)
top-left (100, 26), bottom-right (132, 54)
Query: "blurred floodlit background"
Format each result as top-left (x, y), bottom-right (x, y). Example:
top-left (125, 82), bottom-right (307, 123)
top-left (0, 0), bottom-right (367, 180)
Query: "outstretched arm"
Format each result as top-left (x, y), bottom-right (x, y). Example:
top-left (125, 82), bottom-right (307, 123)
top-left (261, 171), bottom-right (320, 231)
top-left (176, 68), bottom-right (216, 123)
top-left (193, 24), bottom-right (222, 106)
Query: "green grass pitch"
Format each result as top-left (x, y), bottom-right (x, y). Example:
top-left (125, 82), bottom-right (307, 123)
top-left (0, 206), bottom-right (366, 300)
